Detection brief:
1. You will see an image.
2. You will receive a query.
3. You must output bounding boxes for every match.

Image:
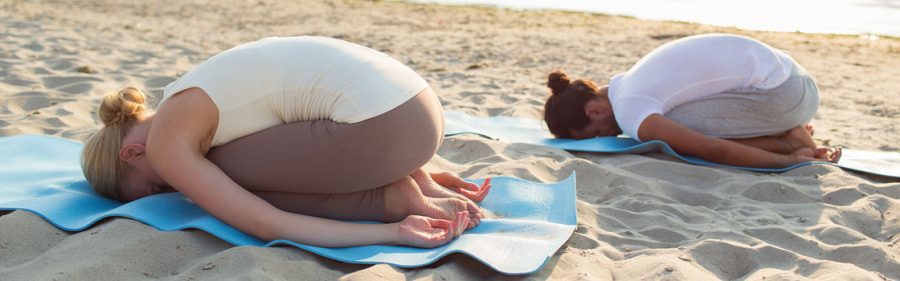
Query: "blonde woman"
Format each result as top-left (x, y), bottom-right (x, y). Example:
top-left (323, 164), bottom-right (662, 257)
top-left (81, 36), bottom-right (488, 248)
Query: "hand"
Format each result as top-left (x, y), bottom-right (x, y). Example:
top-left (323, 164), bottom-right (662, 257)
top-left (395, 215), bottom-right (454, 248)
top-left (814, 146), bottom-right (842, 163)
top-left (789, 146), bottom-right (842, 164)
top-left (430, 172), bottom-right (493, 202)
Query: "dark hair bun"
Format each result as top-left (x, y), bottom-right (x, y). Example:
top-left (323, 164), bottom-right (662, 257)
top-left (547, 70), bottom-right (570, 95)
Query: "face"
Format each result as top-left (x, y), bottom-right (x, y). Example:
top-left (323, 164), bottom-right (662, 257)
top-left (120, 163), bottom-right (173, 202)
top-left (568, 98), bottom-right (622, 139)
top-left (117, 116), bottom-right (173, 201)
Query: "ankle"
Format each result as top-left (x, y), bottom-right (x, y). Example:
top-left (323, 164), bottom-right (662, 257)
top-left (382, 177), bottom-right (420, 222)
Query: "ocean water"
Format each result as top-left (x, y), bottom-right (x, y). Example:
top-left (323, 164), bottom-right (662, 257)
top-left (411, 0), bottom-right (900, 37)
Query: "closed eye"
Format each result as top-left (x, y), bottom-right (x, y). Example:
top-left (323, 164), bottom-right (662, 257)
top-left (152, 185), bottom-right (175, 194)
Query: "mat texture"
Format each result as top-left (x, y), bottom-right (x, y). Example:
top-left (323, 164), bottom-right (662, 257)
top-left (0, 135), bottom-right (577, 275)
top-left (444, 110), bottom-right (900, 177)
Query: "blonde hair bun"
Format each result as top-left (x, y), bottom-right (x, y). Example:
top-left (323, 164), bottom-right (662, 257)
top-left (99, 87), bottom-right (147, 127)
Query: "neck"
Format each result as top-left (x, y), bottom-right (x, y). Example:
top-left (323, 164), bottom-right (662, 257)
top-left (597, 87), bottom-right (621, 134)
top-left (127, 114), bottom-right (155, 144)
top-left (599, 85), bottom-right (610, 100)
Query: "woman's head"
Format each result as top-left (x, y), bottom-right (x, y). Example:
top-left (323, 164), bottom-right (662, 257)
top-left (543, 70), bottom-right (621, 139)
top-left (82, 87), bottom-right (165, 201)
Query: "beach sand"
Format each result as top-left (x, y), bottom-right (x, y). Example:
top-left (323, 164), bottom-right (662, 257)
top-left (1, 0), bottom-right (899, 280)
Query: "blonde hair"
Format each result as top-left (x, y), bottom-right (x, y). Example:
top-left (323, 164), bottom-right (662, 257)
top-left (81, 87), bottom-right (150, 200)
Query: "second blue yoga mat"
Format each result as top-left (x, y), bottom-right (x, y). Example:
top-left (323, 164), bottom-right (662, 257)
top-left (444, 110), bottom-right (900, 177)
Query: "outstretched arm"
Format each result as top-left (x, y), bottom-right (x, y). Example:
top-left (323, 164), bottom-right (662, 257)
top-left (147, 90), bottom-right (456, 248)
top-left (637, 114), bottom-right (817, 168)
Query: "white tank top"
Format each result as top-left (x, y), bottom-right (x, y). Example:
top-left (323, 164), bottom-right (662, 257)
top-left (608, 34), bottom-right (794, 141)
top-left (160, 36), bottom-right (428, 146)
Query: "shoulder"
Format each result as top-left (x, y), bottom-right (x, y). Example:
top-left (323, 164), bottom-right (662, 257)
top-left (150, 88), bottom-right (218, 148)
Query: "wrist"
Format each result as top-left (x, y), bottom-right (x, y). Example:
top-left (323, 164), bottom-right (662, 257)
top-left (382, 222), bottom-right (402, 245)
top-left (777, 153), bottom-right (799, 167)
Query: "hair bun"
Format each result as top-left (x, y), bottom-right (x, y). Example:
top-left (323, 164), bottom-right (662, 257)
top-left (99, 87), bottom-right (147, 127)
top-left (547, 70), bottom-right (570, 95)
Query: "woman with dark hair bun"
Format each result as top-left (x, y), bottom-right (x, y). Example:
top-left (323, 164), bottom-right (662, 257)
top-left (543, 33), bottom-right (840, 168)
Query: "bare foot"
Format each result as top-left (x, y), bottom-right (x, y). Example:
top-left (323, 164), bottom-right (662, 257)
top-left (382, 176), bottom-right (476, 229)
top-left (411, 169), bottom-right (469, 200)
top-left (815, 146), bottom-right (842, 163)
top-left (804, 124), bottom-right (815, 136)
top-left (789, 146), bottom-right (842, 164)
top-left (782, 126), bottom-right (817, 151)
top-left (410, 169), bottom-right (484, 222)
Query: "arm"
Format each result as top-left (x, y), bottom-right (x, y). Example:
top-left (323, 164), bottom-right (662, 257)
top-left (637, 114), bottom-right (805, 168)
top-left (147, 90), bottom-right (453, 248)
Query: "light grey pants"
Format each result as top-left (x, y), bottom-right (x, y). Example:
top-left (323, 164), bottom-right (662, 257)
top-left (664, 61), bottom-right (820, 139)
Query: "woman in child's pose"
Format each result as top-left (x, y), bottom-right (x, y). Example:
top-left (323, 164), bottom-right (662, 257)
top-left (544, 33), bottom-right (840, 168)
top-left (81, 36), bottom-right (488, 248)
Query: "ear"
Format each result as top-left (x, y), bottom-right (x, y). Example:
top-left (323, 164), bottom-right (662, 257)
top-left (584, 99), bottom-right (609, 121)
top-left (118, 143), bottom-right (146, 162)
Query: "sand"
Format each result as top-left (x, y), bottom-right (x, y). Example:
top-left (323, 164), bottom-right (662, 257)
top-left (1, 0), bottom-right (899, 280)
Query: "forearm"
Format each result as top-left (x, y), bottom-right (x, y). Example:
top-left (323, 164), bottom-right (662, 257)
top-left (267, 212), bottom-right (399, 247)
top-left (638, 115), bottom-right (799, 168)
top-left (703, 138), bottom-right (795, 168)
top-left (149, 141), bottom-right (399, 248)
top-left (726, 136), bottom-right (793, 154)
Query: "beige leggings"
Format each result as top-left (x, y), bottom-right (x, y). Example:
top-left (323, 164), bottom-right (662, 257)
top-left (205, 88), bottom-right (443, 220)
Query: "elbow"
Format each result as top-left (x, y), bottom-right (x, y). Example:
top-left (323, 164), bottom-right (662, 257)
top-left (246, 210), bottom-right (284, 242)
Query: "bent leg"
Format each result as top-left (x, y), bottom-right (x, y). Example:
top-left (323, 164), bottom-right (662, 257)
top-left (254, 175), bottom-right (474, 224)
top-left (253, 189), bottom-right (387, 222)
top-left (665, 60), bottom-right (820, 139)
top-left (206, 87), bottom-right (444, 194)
top-left (726, 125), bottom-right (817, 154)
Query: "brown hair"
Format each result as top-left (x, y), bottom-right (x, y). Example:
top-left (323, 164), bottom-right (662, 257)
top-left (81, 87), bottom-right (149, 201)
top-left (543, 70), bottom-right (602, 138)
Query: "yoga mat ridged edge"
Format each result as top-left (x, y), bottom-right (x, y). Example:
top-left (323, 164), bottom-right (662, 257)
top-left (442, 110), bottom-right (852, 174)
top-left (0, 135), bottom-right (578, 275)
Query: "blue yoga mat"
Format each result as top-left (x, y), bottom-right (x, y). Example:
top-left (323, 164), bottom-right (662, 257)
top-left (444, 110), bottom-right (900, 177)
top-left (0, 135), bottom-right (576, 275)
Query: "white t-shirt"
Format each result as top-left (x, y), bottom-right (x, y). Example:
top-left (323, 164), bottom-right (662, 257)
top-left (608, 34), bottom-right (794, 141)
top-left (161, 36), bottom-right (428, 146)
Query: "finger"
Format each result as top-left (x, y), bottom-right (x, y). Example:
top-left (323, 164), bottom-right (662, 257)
top-left (428, 218), bottom-right (453, 230)
top-left (451, 178), bottom-right (481, 191)
top-left (472, 183), bottom-right (492, 202)
top-left (480, 178), bottom-right (492, 190)
top-left (466, 213), bottom-right (479, 228)
top-left (423, 217), bottom-right (453, 241)
top-left (813, 147), bottom-right (831, 159)
top-left (469, 217), bottom-right (480, 227)
top-left (433, 173), bottom-right (479, 191)
top-left (423, 229), bottom-right (450, 247)
top-left (461, 216), bottom-right (471, 234)
top-left (831, 147), bottom-right (843, 163)
top-left (448, 186), bottom-right (482, 201)
top-left (440, 224), bottom-right (455, 245)
top-left (455, 211), bottom-right (469, 236)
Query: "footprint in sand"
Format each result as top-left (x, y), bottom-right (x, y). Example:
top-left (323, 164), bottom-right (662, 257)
top-left (1, 95), bottom-right (55, 114)
top-left (144, 76), bottom-right (176, 88)
top-left (741, 180), bottom-right (817, 204)
top-left (44, 58), bottom-right (76, 71)
top-left (40, 76), bottom-right (103, 94)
